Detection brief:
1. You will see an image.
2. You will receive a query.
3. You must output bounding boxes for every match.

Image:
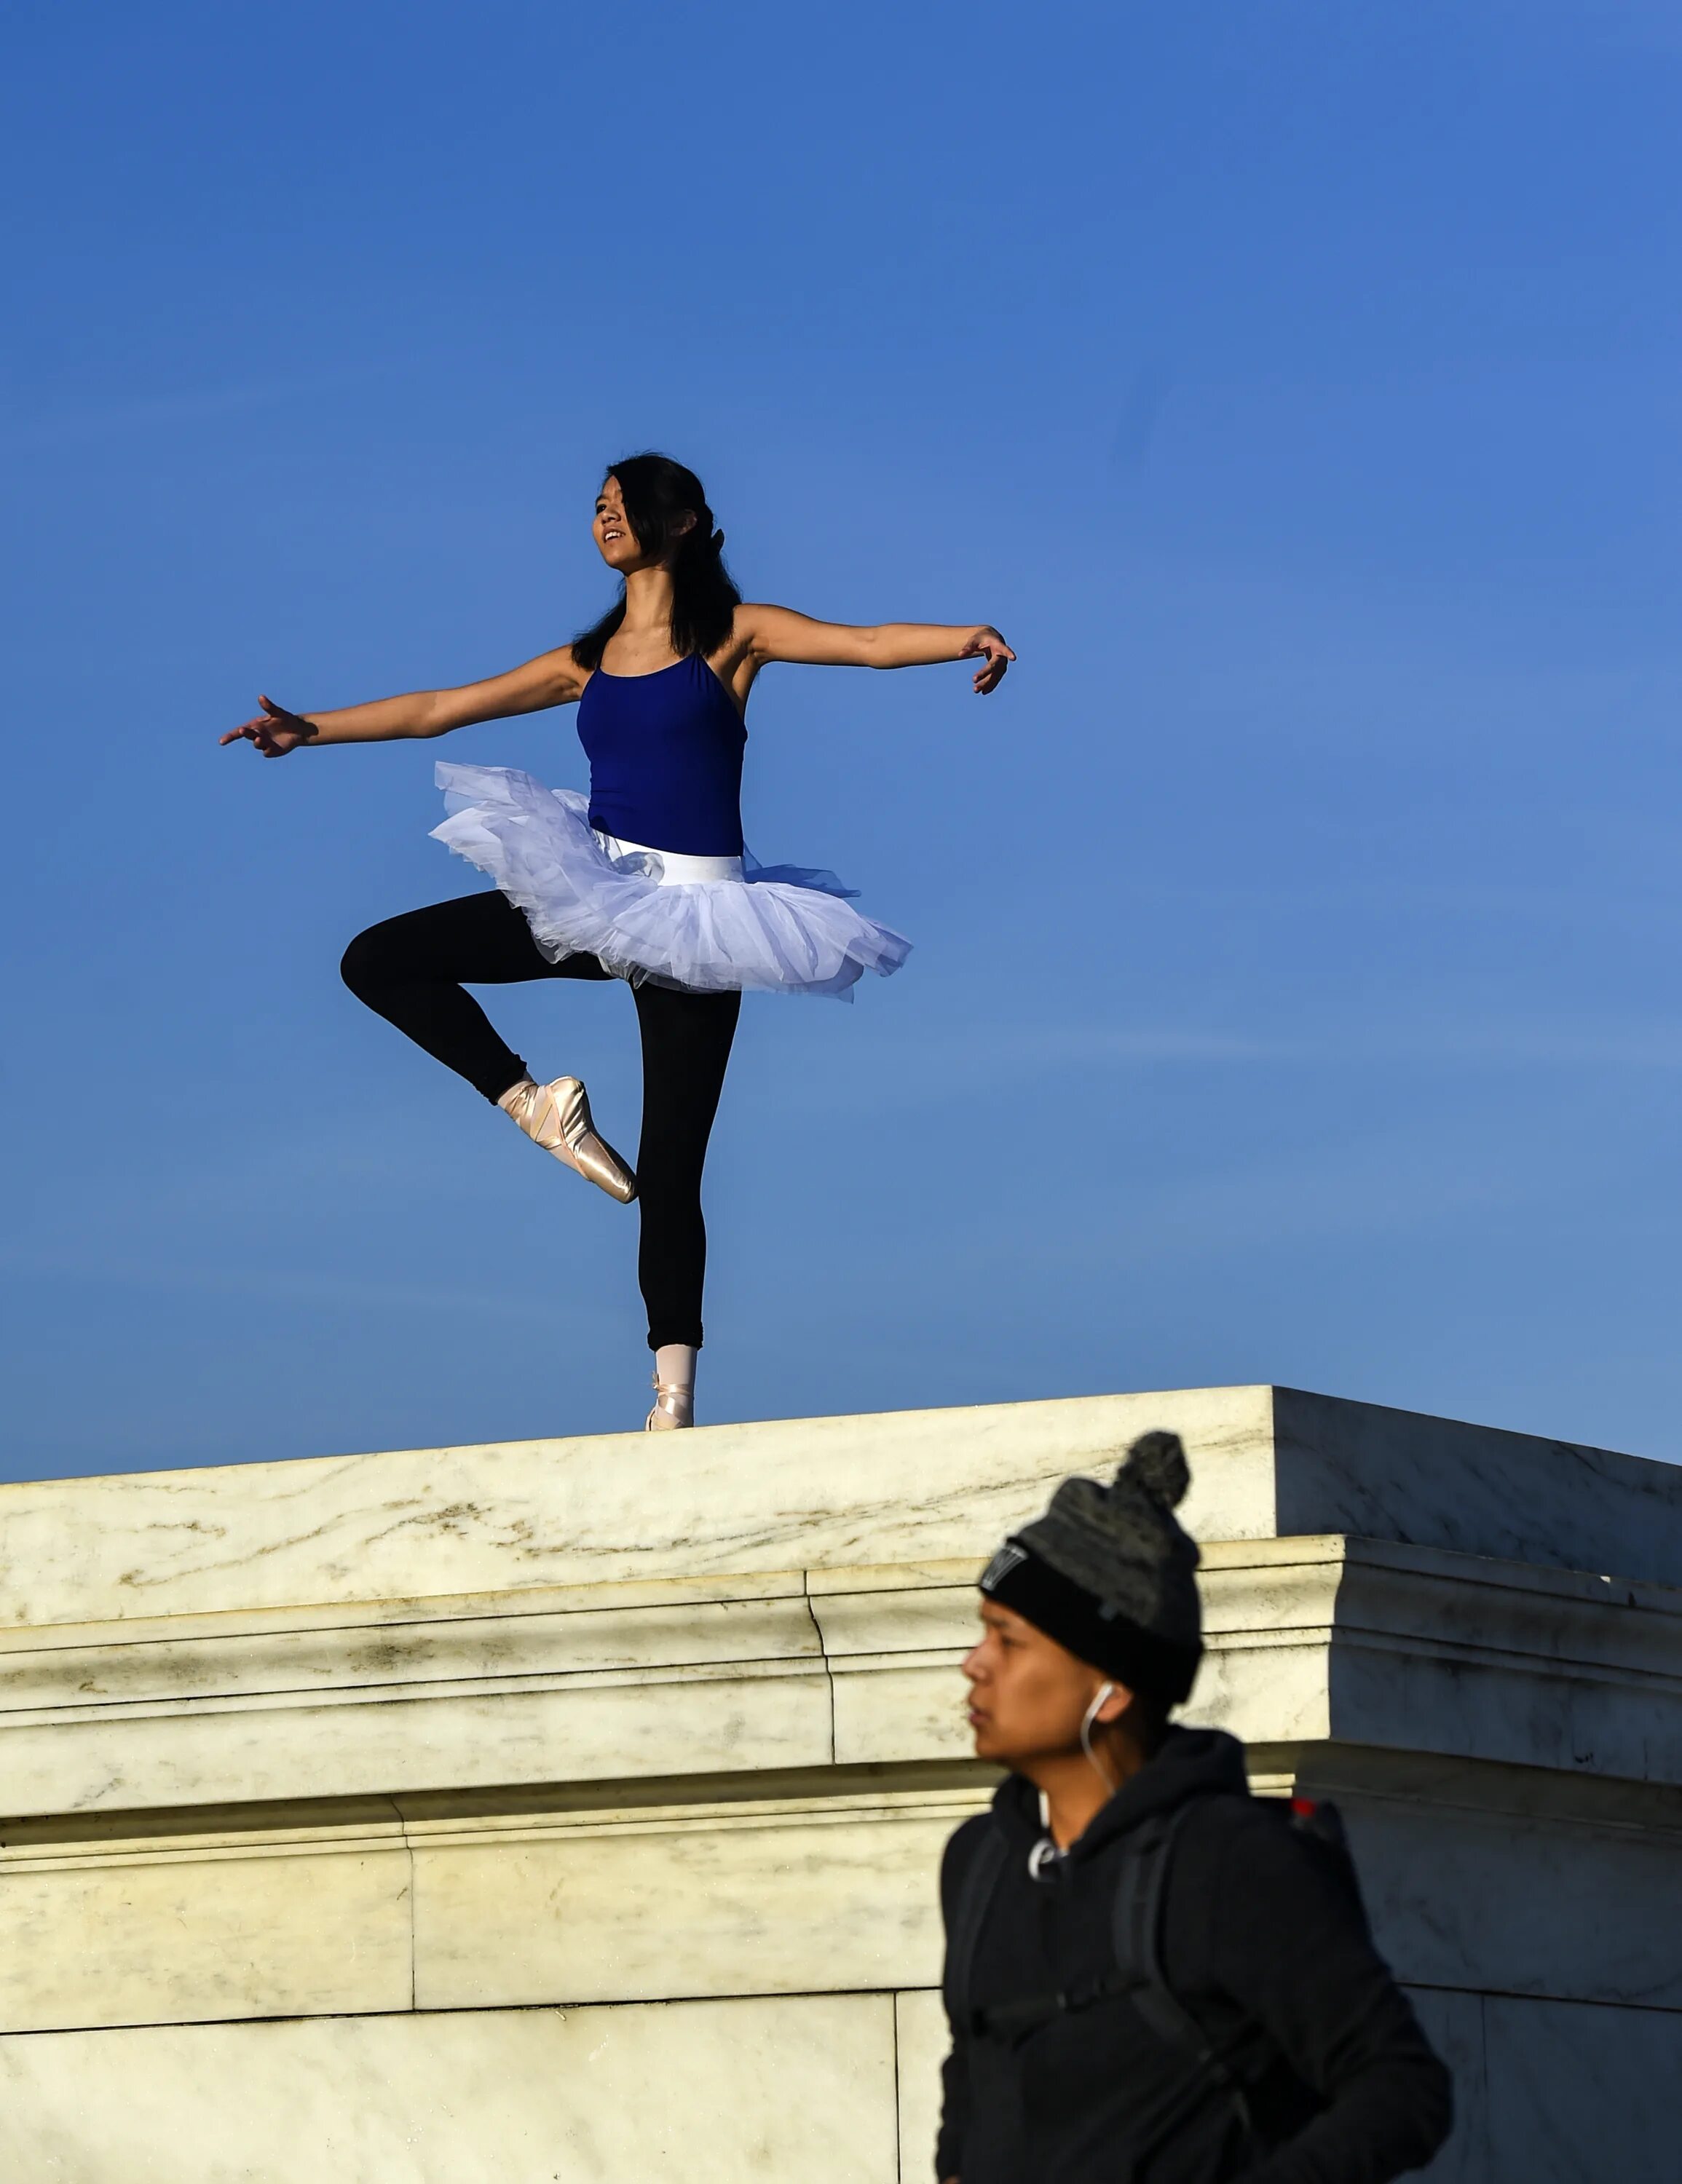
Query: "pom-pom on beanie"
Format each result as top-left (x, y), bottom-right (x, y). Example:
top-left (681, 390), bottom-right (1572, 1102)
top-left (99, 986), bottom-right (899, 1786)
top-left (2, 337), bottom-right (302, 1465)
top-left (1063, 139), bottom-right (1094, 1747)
top-left (979, 1431), bottom-right (1203, 1703)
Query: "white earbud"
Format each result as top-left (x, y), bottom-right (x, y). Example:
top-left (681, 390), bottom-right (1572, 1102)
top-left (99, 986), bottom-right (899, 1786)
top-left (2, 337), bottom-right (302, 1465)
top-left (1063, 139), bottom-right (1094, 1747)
top-left (1079, 1681), bottom-right (1118, 1792)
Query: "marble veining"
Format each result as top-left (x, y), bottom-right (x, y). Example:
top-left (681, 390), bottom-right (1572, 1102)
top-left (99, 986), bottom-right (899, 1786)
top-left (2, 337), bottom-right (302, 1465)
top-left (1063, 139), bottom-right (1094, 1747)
top-left (0, 1388), bottom-right (1263, 1627)
top-left (7, 1388), bottom-right (1679, 1639)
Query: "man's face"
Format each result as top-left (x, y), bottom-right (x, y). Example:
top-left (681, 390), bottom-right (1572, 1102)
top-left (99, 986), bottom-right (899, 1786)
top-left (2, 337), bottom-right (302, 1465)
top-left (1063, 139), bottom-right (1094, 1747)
top-left (962, 1598), bottom-right (1118, 1767)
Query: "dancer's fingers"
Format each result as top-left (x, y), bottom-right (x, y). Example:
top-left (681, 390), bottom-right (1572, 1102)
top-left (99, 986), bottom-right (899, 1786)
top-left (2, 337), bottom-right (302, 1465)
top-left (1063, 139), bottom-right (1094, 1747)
top-left (227, 720), bottom-right (275, 751)
top-left (961, 633), bottom-right (1014, 692)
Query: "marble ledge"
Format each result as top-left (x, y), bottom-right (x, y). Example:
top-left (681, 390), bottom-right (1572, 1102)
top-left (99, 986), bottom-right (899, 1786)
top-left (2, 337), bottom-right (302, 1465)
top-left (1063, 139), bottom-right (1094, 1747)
top-left (0, 1563), bottom-right (829, 1657)
top-left (6, 1657), bottom-right (1681, 1833)
top-left (8, 1385), bottom-right (1682, 1636)
top-left (1284, 1742), bottom-right (1682, 1829)
top-left (0, 1792), bottom-right (989, 2034)
top-left (0, 1669), bottom-right (839, 1824)
top-left (9, 1775), bottom-right (1682, 2036)
top-left (0, 1828), bottom-right (415, 2033)
top-left (1, 1538), bottom-right (1675, 1725)
top-left (0, 1784), bottom-right (987, 1863)
top-left (0, 1594), bottom-right (830, 1714)
top-left (0, 1388), bottom-right (1273, 1631)
top-left (1, 1538), bottom-right (1680, 1823)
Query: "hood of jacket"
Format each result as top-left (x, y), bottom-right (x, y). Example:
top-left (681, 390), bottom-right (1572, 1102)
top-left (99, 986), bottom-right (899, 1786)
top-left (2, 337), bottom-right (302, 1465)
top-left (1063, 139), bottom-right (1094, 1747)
top-left (987, 1723), bottom-right (1251, 1859)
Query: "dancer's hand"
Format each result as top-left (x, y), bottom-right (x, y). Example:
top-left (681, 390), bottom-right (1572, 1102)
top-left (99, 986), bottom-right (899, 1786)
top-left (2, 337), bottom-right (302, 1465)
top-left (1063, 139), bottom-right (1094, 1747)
top-left (962, 628), bottom-right (1015, 695)
top-left (220, 695), bottom-right (319, 756)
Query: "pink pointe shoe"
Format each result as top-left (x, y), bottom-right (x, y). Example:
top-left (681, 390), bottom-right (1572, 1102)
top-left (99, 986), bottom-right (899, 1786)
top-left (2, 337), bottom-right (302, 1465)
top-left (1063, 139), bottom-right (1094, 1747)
top-left (646, 1374), bottom-right (695, 1431)
top-left (499, 1076), bottom-right (636, 1204)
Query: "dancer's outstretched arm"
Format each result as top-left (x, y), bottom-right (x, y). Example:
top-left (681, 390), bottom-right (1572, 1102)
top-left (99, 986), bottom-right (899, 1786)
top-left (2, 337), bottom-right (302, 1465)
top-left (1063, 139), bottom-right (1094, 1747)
top-left (220, 646), bottom-right (584, 757)
top-left (739, 607), bottom-right (1015, 695)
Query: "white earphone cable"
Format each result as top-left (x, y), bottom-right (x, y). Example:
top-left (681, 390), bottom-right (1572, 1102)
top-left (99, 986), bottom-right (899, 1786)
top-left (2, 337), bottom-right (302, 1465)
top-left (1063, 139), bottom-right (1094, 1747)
top-left (1079, 1681), bottom-right (1118, 1795)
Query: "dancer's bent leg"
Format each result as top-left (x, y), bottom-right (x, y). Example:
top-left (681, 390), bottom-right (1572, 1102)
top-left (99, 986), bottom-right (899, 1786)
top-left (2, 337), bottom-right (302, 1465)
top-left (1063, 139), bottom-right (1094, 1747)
top-left (340, 893), bottom-right (609, 1101)
top-left (632, 984), bottom-right (741, 1381)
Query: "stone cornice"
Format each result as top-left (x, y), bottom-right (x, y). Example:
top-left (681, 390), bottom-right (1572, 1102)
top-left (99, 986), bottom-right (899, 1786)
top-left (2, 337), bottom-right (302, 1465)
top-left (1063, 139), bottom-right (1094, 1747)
top-left (4, 1535), bottom-right (1680, 1827)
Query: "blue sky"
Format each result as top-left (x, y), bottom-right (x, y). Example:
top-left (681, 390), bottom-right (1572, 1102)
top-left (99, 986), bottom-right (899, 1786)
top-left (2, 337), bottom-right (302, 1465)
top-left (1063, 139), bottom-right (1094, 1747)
top-left (5, 1), bottom-right (1682, 1479)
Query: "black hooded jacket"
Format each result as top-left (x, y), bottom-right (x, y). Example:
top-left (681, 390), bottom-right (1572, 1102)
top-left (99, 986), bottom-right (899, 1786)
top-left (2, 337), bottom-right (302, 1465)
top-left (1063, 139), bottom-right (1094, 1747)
top-left (936, 1729), bottom-right (1452, 2184)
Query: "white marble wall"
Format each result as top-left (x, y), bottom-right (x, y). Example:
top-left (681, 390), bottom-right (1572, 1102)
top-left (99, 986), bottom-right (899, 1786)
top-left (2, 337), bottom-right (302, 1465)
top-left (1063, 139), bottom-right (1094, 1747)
top-left (2, 1388), bottom-right (1679, 2181)
top-left (0, 1995), bottom-right (903, 2184)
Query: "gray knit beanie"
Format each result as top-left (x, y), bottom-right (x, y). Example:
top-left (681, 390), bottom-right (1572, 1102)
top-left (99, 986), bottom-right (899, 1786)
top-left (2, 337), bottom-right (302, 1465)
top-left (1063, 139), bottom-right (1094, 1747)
top-left (979, 1431), bottom-right (1203, 1702)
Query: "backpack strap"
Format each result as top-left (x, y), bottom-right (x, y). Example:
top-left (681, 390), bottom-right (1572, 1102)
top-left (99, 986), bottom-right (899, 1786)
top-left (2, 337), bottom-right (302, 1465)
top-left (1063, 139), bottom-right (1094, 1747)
top-left (957, 1800), bottom-right (1238, 2050)
top-left (1110, 1801), bottom-right (1231, 2070)
top-left (941, 1821), bottom-right (1009, 2036)
top-left (960, 1803), bottom-right (1223, 2049)
top-left (1111, 1797), bottom-right (1263, 2171)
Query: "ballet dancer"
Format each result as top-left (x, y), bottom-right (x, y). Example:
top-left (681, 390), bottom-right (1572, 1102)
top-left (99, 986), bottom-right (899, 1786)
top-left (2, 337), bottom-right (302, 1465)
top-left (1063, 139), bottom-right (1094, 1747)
top-left (222, 452), bottom-right (1013, 1430)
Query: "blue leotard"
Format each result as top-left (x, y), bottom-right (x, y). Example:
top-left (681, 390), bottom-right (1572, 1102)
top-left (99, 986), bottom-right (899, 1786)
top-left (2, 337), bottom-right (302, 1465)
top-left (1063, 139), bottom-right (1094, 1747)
top-left (577, 654), bottom-right (746, 857)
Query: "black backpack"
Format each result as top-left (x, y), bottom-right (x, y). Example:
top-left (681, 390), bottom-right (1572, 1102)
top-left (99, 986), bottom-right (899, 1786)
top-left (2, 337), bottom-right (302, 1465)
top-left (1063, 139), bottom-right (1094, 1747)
top-left (942, 1794), bottom-right (1367, 2168)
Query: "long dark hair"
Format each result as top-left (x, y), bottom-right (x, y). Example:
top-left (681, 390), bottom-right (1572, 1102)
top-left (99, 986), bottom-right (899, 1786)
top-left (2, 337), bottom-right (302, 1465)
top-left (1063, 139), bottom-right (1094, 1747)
top-left (571, 452), bottom-right (741, 672)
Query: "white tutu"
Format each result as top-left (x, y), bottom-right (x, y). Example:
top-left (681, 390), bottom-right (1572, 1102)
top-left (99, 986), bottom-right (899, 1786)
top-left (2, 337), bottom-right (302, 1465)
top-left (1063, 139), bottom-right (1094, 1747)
top-left (431, 764), bottom-right (912, 1000)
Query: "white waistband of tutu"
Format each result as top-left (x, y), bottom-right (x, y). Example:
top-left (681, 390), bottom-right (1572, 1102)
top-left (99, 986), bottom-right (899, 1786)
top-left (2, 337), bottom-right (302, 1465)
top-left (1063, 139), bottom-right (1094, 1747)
top-left (593, 828), bottom-right (744, 886)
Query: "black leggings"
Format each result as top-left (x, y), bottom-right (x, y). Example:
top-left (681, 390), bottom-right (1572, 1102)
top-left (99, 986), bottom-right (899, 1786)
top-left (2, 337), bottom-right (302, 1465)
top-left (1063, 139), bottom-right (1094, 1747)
top-left (340, 893), bottom-right (740, 1350)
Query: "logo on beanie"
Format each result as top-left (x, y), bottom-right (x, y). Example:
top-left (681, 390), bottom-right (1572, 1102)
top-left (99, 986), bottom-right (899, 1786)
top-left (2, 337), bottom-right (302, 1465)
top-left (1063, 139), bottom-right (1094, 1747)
top-left (980, 1542), bottom-right (1028, 1594)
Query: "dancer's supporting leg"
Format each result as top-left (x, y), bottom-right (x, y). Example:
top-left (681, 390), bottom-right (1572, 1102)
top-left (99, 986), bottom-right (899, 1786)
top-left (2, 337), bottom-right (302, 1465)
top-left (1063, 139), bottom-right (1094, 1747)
top-left (632, 983), bottom-right (741, 1429)
top-left (340, 893), bottom-right (739, 1428)
top-left (339, 893), bottom-right (632, 1196)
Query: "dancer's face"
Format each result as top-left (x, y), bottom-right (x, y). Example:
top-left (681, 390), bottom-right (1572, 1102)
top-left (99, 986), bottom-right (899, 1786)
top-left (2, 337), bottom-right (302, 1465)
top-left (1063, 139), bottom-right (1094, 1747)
top-left (592, 475), bottom-right (698, 573)
top-left (593, 476), bottom-right (645, 571)
top-left (962, 1599), bottom-right (1121, 1767)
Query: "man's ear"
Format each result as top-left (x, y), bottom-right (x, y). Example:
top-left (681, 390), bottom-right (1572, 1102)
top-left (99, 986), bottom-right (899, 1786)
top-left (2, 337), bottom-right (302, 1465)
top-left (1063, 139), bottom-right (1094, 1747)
top-left (1094, 1680), bottom-right (1135, 1726)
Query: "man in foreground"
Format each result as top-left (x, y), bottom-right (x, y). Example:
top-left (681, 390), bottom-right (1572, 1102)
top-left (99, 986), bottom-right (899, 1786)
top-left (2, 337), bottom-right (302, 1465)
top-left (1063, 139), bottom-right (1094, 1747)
top-left (937, 1431), bottom-right (1453, 2183)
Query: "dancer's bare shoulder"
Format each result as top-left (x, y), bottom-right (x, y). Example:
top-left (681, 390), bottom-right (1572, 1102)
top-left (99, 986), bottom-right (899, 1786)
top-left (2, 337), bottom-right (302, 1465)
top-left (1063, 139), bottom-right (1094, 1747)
top-left (462, 643), bottom-right (589, 717)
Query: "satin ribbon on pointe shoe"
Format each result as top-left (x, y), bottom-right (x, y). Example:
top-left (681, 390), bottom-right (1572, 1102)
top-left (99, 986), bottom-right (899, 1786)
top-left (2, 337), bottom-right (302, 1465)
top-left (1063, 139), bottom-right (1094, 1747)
top-left (646, 1374), bottom-right (694, 1431)
top-left (500, 1076), bottom-right (636, 1203)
